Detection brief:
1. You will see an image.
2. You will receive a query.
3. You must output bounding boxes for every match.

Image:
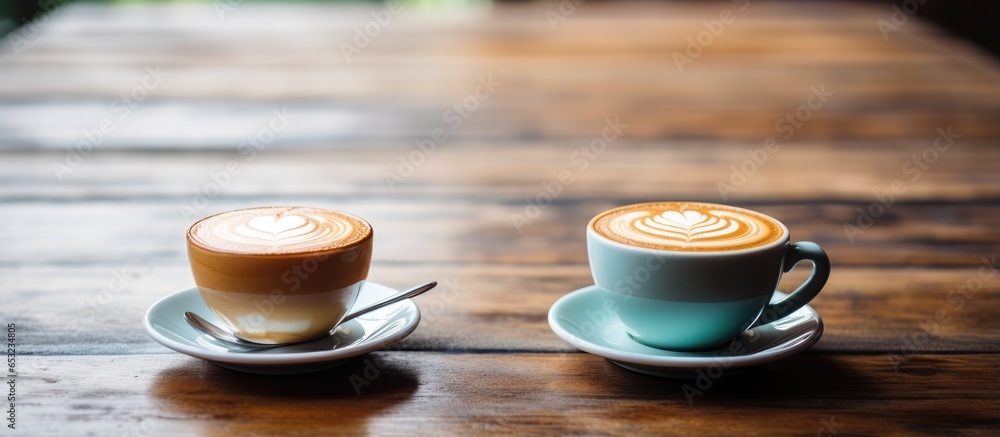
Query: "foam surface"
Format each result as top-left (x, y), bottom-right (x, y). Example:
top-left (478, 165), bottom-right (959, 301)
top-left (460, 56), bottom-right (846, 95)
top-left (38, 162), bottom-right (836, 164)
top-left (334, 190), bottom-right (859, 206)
top-left (592, 202), bottom-right (784, 252)
top-left (188, 206), bottom-right (371, 255)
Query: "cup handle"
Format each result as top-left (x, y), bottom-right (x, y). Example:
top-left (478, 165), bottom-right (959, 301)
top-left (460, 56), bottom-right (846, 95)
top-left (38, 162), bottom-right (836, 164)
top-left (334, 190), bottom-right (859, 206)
top-left (752, 241), bottom-right (830, 327)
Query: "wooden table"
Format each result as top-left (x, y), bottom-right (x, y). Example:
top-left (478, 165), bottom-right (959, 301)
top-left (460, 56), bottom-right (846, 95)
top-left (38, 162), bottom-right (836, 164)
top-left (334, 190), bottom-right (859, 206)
top-left (1, 1), bottom-right (998, 435)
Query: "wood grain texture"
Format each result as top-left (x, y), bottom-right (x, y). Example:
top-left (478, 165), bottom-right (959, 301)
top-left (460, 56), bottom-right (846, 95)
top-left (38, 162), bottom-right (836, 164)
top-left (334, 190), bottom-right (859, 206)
top-left (0, 0), bottom-right (998, 435)
top-left (14, 353), bottom-right (1000, 436)
top-left (1, 200), bottom-right (998, 268)
top-left (1, 3), bottom-right (999, 142)
top-left (2, 143), bottom-right (1000, 200)
top-left (5, 264), bottom-right (999, 354)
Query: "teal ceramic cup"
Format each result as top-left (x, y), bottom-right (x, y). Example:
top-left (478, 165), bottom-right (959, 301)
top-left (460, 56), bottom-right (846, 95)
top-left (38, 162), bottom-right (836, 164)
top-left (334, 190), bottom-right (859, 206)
top-left (587, 204), bottom-right (830, 351)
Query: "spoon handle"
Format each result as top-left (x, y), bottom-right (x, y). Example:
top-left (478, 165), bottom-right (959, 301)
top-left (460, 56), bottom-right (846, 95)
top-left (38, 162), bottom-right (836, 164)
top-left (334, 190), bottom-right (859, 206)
top-left (342, 281), bottom-right (437, 322)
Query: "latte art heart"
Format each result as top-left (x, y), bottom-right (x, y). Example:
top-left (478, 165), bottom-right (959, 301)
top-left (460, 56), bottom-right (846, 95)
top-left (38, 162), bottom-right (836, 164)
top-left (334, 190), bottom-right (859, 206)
top-left (592, 202), bottom-right (784, 252)
top-left (189, 207), bottom-right (371, 255)
top-left (245, 215), bottom-right (310, 240)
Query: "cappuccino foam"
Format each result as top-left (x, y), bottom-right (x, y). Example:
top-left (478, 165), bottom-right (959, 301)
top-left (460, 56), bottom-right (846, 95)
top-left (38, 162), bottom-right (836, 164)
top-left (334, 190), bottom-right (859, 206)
top-left (188, 206), bottom-right (371, 255)
top-left (591, 202), bottom-right (784, 252)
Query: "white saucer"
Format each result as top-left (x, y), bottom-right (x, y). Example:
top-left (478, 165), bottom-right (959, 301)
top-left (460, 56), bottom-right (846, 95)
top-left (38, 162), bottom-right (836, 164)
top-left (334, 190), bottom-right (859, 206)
top-left (548, 286), bottom-right (823, 378)
top-left (144, 282), bottom-right (420, 375)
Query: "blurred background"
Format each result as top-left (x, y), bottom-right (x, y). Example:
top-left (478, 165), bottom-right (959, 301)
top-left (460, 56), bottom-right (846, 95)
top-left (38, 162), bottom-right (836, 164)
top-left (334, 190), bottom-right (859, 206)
top-left (3, 0), bottom-right (999, 55)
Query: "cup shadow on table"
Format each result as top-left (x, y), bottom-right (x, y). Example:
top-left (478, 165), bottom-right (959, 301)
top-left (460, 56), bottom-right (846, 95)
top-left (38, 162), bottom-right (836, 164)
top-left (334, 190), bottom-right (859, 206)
top-left (150, 353), bottom-right (419, 435)
top-left (593, 353), bottom-right (874, 404)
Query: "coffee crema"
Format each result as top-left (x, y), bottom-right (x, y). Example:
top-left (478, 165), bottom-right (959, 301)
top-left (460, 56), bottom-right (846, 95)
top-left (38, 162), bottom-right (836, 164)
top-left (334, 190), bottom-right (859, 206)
top-left (591, 202), bottom-right (784, 252)
top-left (188, 206), bottom-right (371, 255)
